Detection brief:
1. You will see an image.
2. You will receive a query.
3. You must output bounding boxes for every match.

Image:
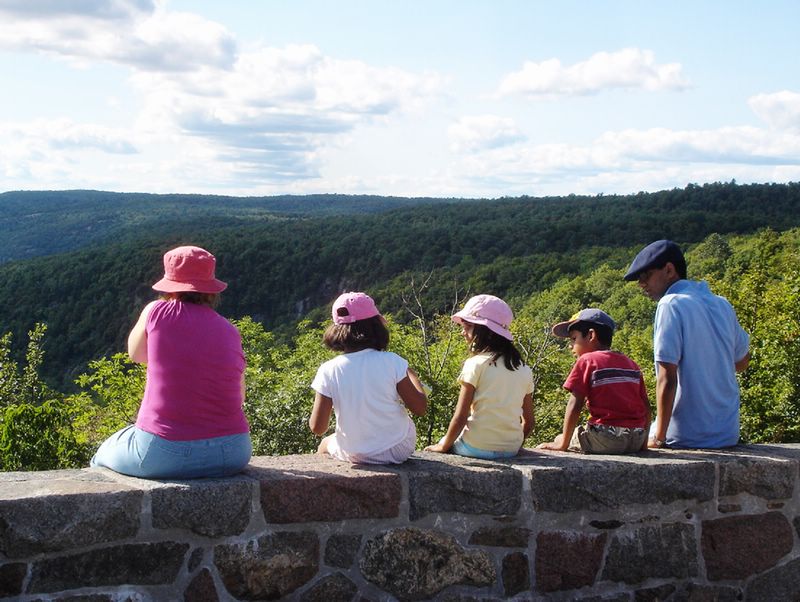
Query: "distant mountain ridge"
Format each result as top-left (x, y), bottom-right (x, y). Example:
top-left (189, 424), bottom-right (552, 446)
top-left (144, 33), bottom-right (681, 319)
top-left (1, 181), bottom-right (799, 388)
top-left (0, 189), bottom-right (467, 264)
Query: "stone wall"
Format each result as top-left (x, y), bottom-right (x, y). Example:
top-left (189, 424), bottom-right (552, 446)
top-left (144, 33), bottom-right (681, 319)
top-left (2, 445), bottom-right (800, 601)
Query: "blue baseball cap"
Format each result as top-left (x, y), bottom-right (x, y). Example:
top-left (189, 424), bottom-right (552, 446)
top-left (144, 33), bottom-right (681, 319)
top-left (552, 308), bottom-right (616, 338)
top-left (624, 240), bottom-right (685, 281)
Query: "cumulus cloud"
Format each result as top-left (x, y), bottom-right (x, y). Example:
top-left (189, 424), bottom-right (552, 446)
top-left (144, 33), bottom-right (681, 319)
top-left (0, 0), bottom-right (154, 20)
top-left (0, 119), bottom-right (137, 155)
top-left (130, 44), bottom-right (445, 182)
top-left (597, 126), bottom-right (800, 165)
top-left (497, 48), bottom-right (689, 99)
top-left (0, 0), bottom-right (236, 71)
top-left (0, 119), bottom-right (140, 190)
top-left (444, 124), bottom-right (800, 197)
top-left (749, 91), bottom-right (800, 132)
top-left (0, 0), bottom-right (446, 186)
top-left (448, 115), bottom-right (525, 152)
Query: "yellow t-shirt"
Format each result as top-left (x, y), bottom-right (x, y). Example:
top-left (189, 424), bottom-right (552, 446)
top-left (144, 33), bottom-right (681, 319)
top-left (459, 352), bottom-right (534, 452)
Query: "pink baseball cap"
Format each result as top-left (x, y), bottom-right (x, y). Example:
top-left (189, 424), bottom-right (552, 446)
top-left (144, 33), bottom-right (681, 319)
top-left (332, 292), bottom-right (382, 324)
top-left (151, 246), bottom-right (227, 294)
top-left (452, 294), bottom-right (514, 341)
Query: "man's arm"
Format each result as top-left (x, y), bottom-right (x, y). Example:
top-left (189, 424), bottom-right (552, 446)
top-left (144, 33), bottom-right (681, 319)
top-left (735, 352), bottom-right (750, 372)
top-left (649, 361), bottom-right (678, 447)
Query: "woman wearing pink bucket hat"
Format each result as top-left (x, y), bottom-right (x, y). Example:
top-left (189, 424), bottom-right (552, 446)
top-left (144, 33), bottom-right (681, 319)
top-left (425, 294), bottom-right (535, 459)
top-left (91, 246), bottom-right (251, 479)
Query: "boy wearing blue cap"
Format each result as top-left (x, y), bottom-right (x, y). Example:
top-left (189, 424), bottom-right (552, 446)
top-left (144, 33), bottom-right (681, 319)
top-left (537, 309), bottom-right (650, 454)
top-left (624, 240), bottom-right (750, 449)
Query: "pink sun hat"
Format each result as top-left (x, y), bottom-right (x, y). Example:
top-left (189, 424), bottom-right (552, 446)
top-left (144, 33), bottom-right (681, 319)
top-left (332, 292), bottom-right (382, 324)
top-left (452, 294), bottom-right (514, 341)
top-left (151, 246), bottom-right (227, 294)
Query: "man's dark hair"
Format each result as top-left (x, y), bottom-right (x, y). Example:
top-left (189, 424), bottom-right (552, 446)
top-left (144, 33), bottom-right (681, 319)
top-left (659, 255), bottom-right (687, 279)
top-left (568, 321), bottom-right (613, 348)
top-left (323, 316), bottom-right (390, 352)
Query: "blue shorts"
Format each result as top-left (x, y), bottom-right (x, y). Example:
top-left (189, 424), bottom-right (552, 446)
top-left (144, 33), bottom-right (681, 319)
top-left (90, 425), bottom-right (252, 479)
top-left (452, 437), bottom-right (519, 460)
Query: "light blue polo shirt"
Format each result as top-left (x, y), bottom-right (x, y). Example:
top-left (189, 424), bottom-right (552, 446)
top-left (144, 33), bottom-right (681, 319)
top-left (654, 280), bottom-right (749, 448)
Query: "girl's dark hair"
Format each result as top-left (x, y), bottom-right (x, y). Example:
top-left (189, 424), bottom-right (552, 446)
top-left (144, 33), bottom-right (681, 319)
top-left (469, 323), bottom-right (523, 370)
top-left (323, 316), bottom-right (390, 352)
top-left (164, 292), bottom-right (220, 309)
top-left (568, 321), bottom-right (613, 347)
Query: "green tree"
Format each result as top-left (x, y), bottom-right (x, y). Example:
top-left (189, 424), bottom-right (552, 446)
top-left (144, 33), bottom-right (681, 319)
top-left (0, 323), bottom-right (56, 407)
top-left (69, 353), bottom-right (146, 451)
top-left (0, 400), bottom-right (88, 470)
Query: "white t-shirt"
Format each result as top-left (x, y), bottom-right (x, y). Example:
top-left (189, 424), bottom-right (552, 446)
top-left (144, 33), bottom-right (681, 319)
top-left (459, 353), bottom-right (534, 452)
top-left (311, 349), bottom-right (415, 457)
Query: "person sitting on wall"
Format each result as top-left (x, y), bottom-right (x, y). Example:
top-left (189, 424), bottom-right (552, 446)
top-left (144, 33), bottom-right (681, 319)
top-left (91, 245), bottom-right (252, 478)
top-left (537, 308), bottom-right (650, 454)
top-left (623, 240), bottom-right (750, 449)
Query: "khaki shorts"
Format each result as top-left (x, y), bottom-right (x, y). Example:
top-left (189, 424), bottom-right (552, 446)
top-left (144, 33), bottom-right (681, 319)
top-left (568, 423), bottom-right (647, 455)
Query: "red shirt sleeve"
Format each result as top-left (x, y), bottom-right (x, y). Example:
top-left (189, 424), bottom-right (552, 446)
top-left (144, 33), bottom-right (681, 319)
top-left (563, 356), bottom-right (591, 398)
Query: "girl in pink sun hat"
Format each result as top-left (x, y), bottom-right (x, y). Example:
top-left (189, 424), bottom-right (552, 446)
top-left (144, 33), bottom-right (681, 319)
top-left (425, 294), bottom-right (535, 459)
top-left (309, 292), bottom-right (428, 464)
top-left (91, 245), bottom-right (251, 479)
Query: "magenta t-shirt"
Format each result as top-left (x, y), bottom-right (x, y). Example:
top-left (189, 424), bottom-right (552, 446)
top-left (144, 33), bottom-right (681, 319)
top-left (136, 300), bottom-right (248, 440)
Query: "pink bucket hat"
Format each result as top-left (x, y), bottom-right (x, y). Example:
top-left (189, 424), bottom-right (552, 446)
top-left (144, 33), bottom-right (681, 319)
top-left (151, 246), bottom-right (227, 294)
top-left (452, 294), bottom-right (514, 341)
top-left (332, 292), bottom-right (382, 324)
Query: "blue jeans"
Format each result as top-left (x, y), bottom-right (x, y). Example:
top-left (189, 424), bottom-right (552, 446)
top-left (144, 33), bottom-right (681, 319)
top-left (452, 437), bottom-right (519, 460)
top-left (90, 425), bottom-right (252, 479)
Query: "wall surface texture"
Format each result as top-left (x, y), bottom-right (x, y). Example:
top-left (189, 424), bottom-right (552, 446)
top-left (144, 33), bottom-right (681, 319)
top-left (2, 445), bottom-right (800, 600)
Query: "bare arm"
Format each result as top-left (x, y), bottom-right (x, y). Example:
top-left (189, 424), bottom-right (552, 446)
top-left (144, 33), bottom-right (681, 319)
top-left (425, 383), bottom-right (474, 453)
top-left (735, 352), bottom-right (750, 373)
top-left (127, 300), bottom-right (159, 364)
top-left (396, 368), bottom-right (427, 416)
top-left (309, 392), bottom-right (333, 436)
top-left (537, 392), bottom-right (584, 451)
top-left (521, 393), bottom-right (535, 439)
top-left (649, 361), bottom-right (678, 447)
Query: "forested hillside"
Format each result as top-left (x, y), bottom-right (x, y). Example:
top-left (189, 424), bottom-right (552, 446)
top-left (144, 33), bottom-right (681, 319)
top-left (0, 189), bottom-right (458, 263)
top-left (0, 181), bottom-right (799, 389)
top-left (3, 227), bottom-right (799, 471)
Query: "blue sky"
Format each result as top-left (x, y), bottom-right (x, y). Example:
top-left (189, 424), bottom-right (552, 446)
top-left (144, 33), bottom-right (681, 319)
top-left (1, 0), bottom-right (798, 198)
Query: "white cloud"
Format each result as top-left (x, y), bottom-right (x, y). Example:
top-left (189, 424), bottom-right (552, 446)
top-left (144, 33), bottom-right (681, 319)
top-left (0, 0), bottom-right (236, 71)
top-left (0, 118), bottom-right (141, 189)
top-left (448, 115), bottom-right (525, 152)
top-left (129, 44), bottom-right (446, 183)
top-left (0, 0), bottom-right (154, 20)
top-left (0, 119), bottom-right (137, 155)
top-left (749, 91), bottom-right (800, 132)
top-left (443, 124), bottom-right (800, 197)
top-left (497, 48), bottom-right (689, 99)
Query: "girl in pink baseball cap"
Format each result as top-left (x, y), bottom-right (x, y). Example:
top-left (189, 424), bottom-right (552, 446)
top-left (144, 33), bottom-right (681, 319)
top-left (425, 294), bottom-right (535, 459)
top-left (309, 292), bottom-right (428, 464)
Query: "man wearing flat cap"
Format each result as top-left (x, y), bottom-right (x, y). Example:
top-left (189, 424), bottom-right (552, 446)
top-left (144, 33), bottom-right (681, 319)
top-left (624, 240), bottom-right (750, 448)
